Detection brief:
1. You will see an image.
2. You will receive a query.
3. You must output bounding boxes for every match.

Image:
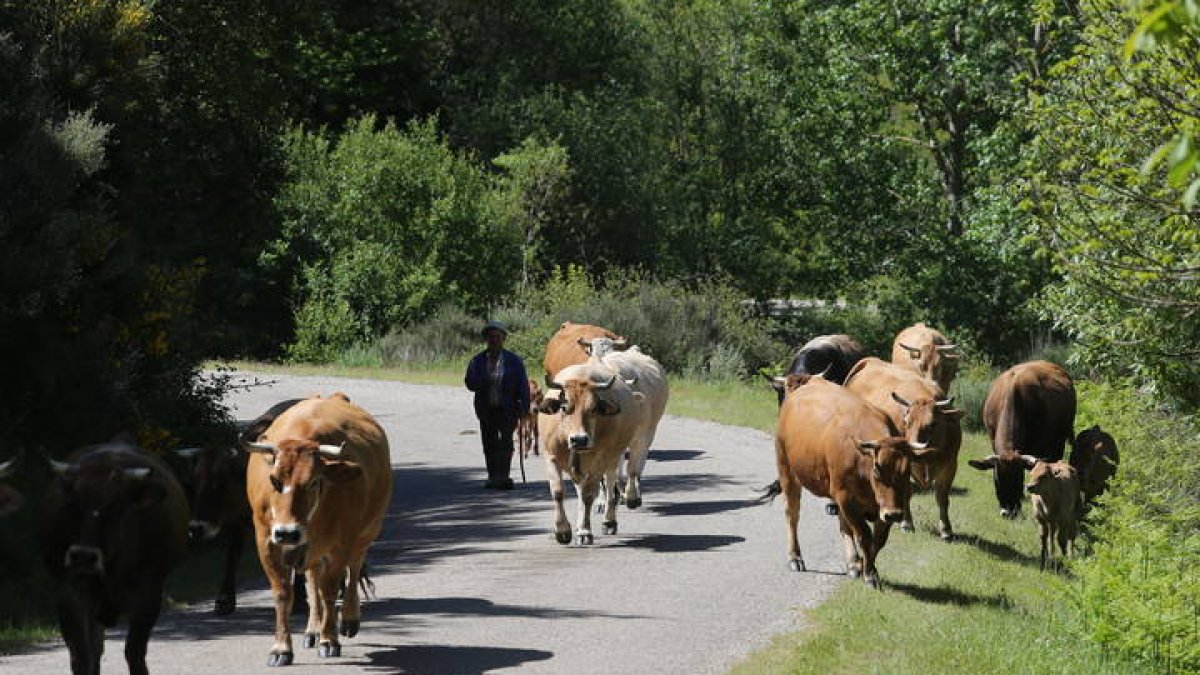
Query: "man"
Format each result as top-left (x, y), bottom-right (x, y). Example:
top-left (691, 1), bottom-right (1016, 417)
top-left (464, 320), bottom-right (531, 489)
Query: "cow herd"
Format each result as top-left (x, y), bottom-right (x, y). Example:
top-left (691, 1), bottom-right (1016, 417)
top-left (0, 320), bottom-right (1122, 673)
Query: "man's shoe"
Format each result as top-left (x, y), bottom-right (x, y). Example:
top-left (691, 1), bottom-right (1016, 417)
top-left (497, 478), bottom-right (514, 490)
top-left (483, 480), bottom-right (498, 489)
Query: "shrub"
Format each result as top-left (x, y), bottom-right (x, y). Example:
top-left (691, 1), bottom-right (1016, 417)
top-left (378, 304), bottom-right (483, 365)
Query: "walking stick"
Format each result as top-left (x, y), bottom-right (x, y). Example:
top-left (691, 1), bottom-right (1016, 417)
top-left (519, 440), bottom-right (527, 483)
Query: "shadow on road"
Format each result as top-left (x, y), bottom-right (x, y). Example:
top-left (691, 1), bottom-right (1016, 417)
top-left (619, 533), bottom-right (744, 553)
top-left (360, 643), bottom-right (554, 674)
top-left (368, 595), bottom-right (645, 622)
top-left (648, 449), bottom-right (705, 462)
top-left (647, 499), bottom-right (763, 517)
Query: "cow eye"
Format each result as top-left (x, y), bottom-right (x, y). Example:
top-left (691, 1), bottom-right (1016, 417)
top-left (269, 476), bottom-right (283, 493)
top-left (872, 465), bottom-right (882, 481)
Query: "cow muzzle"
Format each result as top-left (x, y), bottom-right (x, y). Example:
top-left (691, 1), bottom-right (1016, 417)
top-left (270, 524), bottom-right (306, 546)
top-left (881, 510), bottom-right (905, 524)
top-left (64, 545), bottom-right (105, 576)
top-left (568, 433), bottom-right (591, 450)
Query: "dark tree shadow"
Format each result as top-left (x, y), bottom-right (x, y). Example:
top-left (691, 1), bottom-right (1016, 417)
top-left (886, 581), bottom-right (1014, 609)
top-left (619, 534), bottom-right (744, 553)
top-left (360, 643), bottom-right (554, 674)
top-left (647, 499), bottom-right (762, 517)
top-left (957, 534), bottom-right (1039, 567)
top-left (365, 596), bottom-right (645, 623)
top-left (649, 449), bottom-right (705, 462)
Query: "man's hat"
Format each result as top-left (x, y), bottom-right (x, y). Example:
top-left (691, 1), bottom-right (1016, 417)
top-left (481, 320), bottom-right (508, 336)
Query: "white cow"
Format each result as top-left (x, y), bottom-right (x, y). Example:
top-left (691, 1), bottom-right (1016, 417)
top-left (538, 358), bottom-right (646, 544)
top-left (581, 337), bottom-right (669, 510)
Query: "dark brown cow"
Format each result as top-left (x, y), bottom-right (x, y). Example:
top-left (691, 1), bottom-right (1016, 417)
top-left (516, 379), bottom-right (543, 458)
top-left (775, 377), bottom-right (935, 587)
top-left (173, 398), bottom-right (305, 615)
top-left (542, 321), bottom-right (627, 381)
top-left (1070, 425), bottom-right (1119, 506)
top-left (968, 360), bottom-right (1076, 518)
top-left (0, 455), bottom-right (21, 518)
top-left (1025, 459), bottom-right (1081, 571)
top-left (768, 334), bottom-right (866, 405)
top-left (891, 322), bottom-right (960, 393)
top-left (245, 393), bottom-right (392, 667)
top-left (40, 442), bottom-right (188, 675)
top-left (845, 357), bottom-right (965, 540)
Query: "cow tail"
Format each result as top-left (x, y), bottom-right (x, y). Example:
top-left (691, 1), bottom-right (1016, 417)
top-left (753, 479), bottom-right (782, 505)
top-left (358, 563), bottom-right (376, 601)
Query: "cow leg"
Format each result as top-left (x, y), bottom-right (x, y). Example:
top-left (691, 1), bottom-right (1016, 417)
top-left (303, 567), bottom-right (322, 649)
top-left (215, 524), bottom-right (244, 615)
top-left (933, 463), bottom-right (957, 541)
top-left (574, 477), bottom-right (600, 545)
top-left (255, 539), bottom-right (295, 666)
top-left (1038, 520), bottom-right (1051, 571)
top-left (545, 456), bottom-right (572, 544)
top-left (341, 554), bottom-right (365, 639)
top-left (623, 435), bottom-right (651, 510)
top-left (601, 465), bottom-right (620, 535)
top-left (837, 517), bottom-right (862, 578)
top-left (532, 423), bottom-right (539, 455)
top-left (58, 589), bottom-right (102, 675)
top-left (315, 563), bottom-right (343, 657)
top-left (854, 516), bottom-right (881, 589)
top-left (782, 478), bottom-right (805, 572)
top-left (123, 580), bottom-right (164, 675)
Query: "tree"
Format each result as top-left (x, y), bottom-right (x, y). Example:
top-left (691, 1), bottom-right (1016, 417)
top-left (493, 136), bottom-right (573, 287)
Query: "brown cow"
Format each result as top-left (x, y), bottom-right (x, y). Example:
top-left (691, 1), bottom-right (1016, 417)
top-left (968, 360), bottom-right (1076, 518)
top-left (767, 334), bottom-right (866, 405)
top-left (1070, 425), bottom-right (1119, 506)
top-left (775, 377), bottom-right (935, 587)
top-left (244, 393), bottom-right (393, 667)
top-left (1024, 459), bottom-right (1081, 571)
top-left (891, 322), bottom-right (960, 393)
top-left (542, 321), bottom-right (627, 381)
top-left (173, 398), bottom-right (306, 616)
top-left (538, 358), bottom-right (645, 545)
top-left (40, 441), bottom-right (189, 675)
top-left (845, 357), bottom-right (965, 540)
top-left (516, 379), bottom-right (544, 458)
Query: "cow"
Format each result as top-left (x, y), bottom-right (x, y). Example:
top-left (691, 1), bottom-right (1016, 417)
top-left (968, 360), bottom-right (1076, 518)
top-left (580, 337), bottom-right (670, 510)
top-left (0, 455), bottom-right (21, 518)
top-left (244, 393), bottom-right (393, 667)
top-left (890, 322), bottom-right (960, 393)
top-left (1024, 459), bottom-right (1081, 571)
top-left (538, 358), bottom-right (645, 545)
top-left (40, 441), bottom-right (189, 675)
top-left (516, 379), bottom-right (543, 458)
top-left (775, 377), bottom-right (936, 588)
top-left (542, 321), bottom-right (628, 381)
top-left (173, 398), bottom-right (306, 616)
top-left (844, 357), bottom-right (965, 540)
top-left (1070, 425), bottom-right (1119, 506)
top-left (767, 334), bottom-right (866, 405)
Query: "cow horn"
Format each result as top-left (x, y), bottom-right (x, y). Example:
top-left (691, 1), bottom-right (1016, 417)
top-left (172, 447), bottom-right (204, 459)
top-left (890, 392), bottom-right (912, 407)
top-left (547, 381), bottom-right (564, 391)
top-left (935, 343), bottom-right (958, 353)
top-left (593, 375), bottom-right (617, 390)
top-left (613, 337), bottom-right (628, 347)
top-left (317, 443), bottom-right (345, 458)
top-left (124, 467), bottom-right (152, 480)
top-left (908, 440), bottom-right (929, 449)
top-left (935, 397), bottom-right (955, 408)
top-left (898, 342), bottom-right (920, 358)
top-left (50, 459), bottom-right (74, 474)
top-left (816, 364), bottom-right (832, 379)
top-left (624, 375), bottom-right (639, 386)
top-left (0, 456), bottom-right (16, 478)
top-left (855, 438), bottom-right (880, 451)
top-left (244, 441), bottom-right (276, 454)
top-left (577, 337), bottom-right (594, 354)
top-left (1019, 454), bottom-right (1041, 468)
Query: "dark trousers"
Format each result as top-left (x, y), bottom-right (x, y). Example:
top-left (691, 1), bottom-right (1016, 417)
top-left (478, 407), bottom-right (516, 482)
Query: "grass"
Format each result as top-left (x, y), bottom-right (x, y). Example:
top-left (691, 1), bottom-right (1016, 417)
top-left (1, 363), bottom-right (1160, 673)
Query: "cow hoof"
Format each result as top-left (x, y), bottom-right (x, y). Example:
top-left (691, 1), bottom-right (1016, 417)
top-left (267, 651), bottom-right (293, 667)
top-left (302, 633), bottom-right (317, 649)
top-left (865, 576), bottom-right (880, 590)
top-left (900, 521), bottom-right (915, 533)
top-left (577, 533), bottom-right (594, 545)
top-left (340, 619), bottom-right (359, 638)
top-left (214, 595), bottom-right (235, 616)
top-left (825, 503), bottom-right (839, 516)
top-left (788, 558), bottom-right (806, 572)
top-left (318, 642), bottom-right (341, 658)
top-left (626, 496), bottom-right (641, 510)
top-left (602, 522), bottom-right (618, 535)
top-left (554, 531), bottom-right (572, 545)
top-left (847, 568), bottom-right (861, 579)
top-left (939, 530), bottom-right (955, 542)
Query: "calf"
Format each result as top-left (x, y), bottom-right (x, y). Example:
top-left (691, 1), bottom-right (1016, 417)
top-left (1024, 459), bottom-right (1081, 571)
top-left (516, 379), bottom-right (543, 458)
top-left (40, 442), bottom-right (189, 675)
top-left (1070, 425), bottom-right (1119, 506)
top-left (776, 377), bottom-right (935, 588)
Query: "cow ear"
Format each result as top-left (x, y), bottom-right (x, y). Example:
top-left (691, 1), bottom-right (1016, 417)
top-left (320, 460), bottom-right (363, 484)
top-left (968, 456), bottom-right (998, 471)
top-left (537, 397), bottom-right (562, 414)
top-left (596, 400), bottom-right (622, 416)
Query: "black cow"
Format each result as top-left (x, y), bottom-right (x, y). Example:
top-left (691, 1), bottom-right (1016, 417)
top-left (174, 398), bottom-right (306, 615)
top-left (767, 334), bottom-right (866, 405)
top-left (41, 442), bottom-right (189, 675)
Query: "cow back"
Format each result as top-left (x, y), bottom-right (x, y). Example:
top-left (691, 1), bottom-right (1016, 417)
top-left (600, 347), bottom-right (669, 427)
top-left (845, 358), bottom-right (961, 456)
top-left (786, 334), bottom-right (866, 385)
top-left (982, 360), bottom-right (1075, 461)
top-left (542, 321), bottom-right (622, 380)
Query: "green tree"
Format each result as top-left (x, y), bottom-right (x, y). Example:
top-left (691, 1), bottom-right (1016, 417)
top-left (493, 136), bottom-right (573, 287)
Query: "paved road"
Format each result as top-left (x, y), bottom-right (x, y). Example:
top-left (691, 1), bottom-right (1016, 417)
top-left (4, 372), bottom-right (844, 674)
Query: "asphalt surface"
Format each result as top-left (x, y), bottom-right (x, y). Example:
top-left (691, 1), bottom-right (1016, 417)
top-left (3, 372), bottom-right (844, 674)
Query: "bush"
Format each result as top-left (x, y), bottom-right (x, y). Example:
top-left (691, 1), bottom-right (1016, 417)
top-left (1069, 380), bottom-right (1200, 672)
top-left (947, 361), bottom-right (998, 433)
top-left (378, 304), bottom-right (483, 365)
